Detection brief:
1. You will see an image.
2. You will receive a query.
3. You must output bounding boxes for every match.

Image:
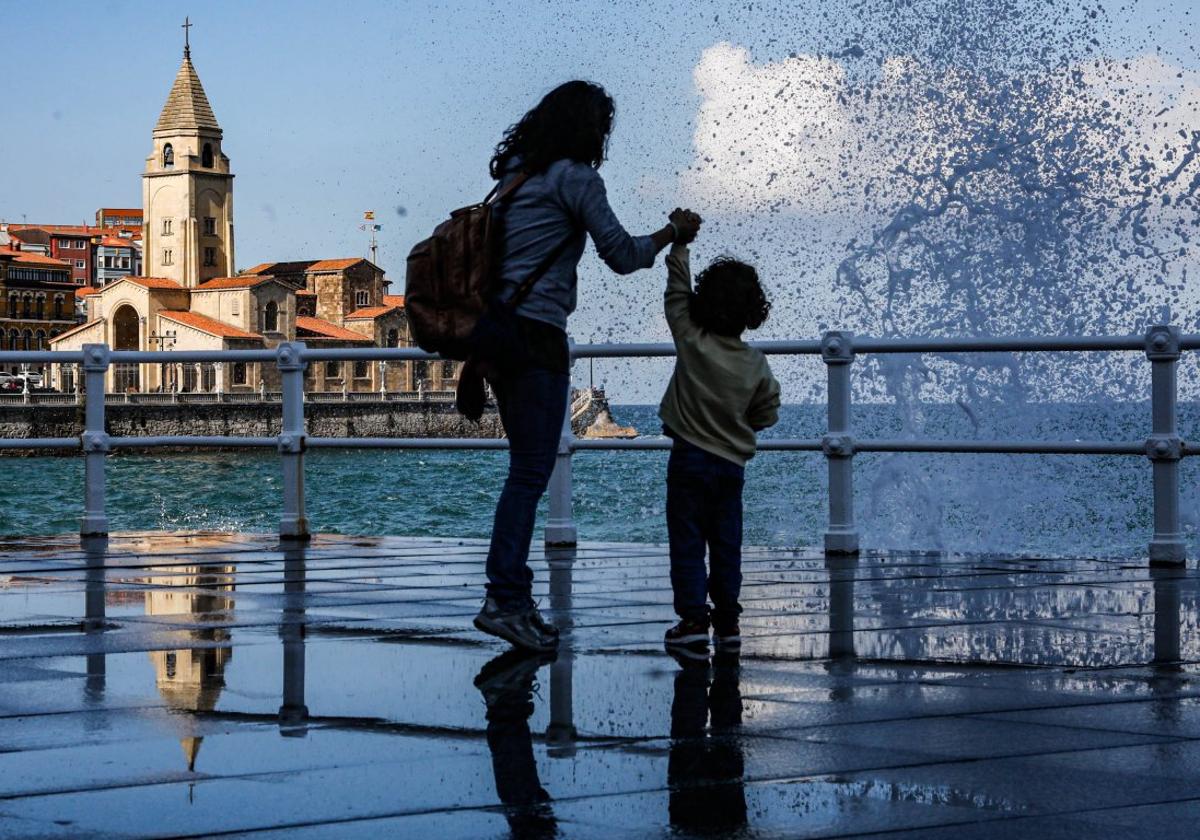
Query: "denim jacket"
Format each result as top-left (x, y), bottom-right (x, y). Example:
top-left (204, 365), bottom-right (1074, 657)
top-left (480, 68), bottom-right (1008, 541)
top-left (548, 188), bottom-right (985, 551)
top-left (494, 159), bottom-right (657, 331)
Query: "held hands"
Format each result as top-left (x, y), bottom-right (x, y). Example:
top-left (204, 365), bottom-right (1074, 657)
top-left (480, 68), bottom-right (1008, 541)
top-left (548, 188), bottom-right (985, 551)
top-left (669, 207), bottom-right (703, 245)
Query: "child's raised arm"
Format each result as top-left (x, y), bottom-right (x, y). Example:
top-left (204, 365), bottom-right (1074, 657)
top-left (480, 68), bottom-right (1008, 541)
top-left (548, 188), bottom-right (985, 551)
top-left (664, 243), bottom-right (695, 339)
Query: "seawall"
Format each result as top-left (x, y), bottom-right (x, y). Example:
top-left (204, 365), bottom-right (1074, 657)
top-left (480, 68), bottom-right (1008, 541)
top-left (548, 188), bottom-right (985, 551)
top-left (0, 402), bottom-right (505, 456)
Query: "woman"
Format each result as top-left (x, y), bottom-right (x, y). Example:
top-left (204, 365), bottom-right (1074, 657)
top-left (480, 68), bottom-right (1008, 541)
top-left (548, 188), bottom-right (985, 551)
top-left (474, 80), bottom-right (701, 651)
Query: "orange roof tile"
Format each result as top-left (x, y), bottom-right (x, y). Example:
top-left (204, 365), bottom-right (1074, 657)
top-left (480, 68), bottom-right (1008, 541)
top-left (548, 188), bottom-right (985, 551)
top-left (346, 304), bottom-right (402, 320)
top-left (123, 277), bottom-right (185, 290)
top-left (382, 294), bottom-right (405, 308)
top-left (0, 249), bottom-right (72, 268)
top-left (97, 236), bottom-right (135, 248)
top-left (242, 262), bottom-right (277, 275)
top-left (307, 258), bottom-right (363, 272)
top-left (194, 276), bottom-right (277, 291)
top-left (295, 316), bottom-right (372, 342)
top-left (159, 311), bottom-right (263, 340)
top-left (74, 286), bottom-right (101, 299)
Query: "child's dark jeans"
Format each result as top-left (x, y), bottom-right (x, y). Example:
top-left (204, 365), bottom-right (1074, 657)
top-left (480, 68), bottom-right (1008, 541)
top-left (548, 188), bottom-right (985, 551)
top-left (666, 433), bottom-right (745, 624)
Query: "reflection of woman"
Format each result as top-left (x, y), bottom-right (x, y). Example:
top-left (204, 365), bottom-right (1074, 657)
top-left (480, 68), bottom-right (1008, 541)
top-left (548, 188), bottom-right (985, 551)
top-left (668, 651), bottom-right (747, 833)
top-left (475, 651), bottom-right (558, 836)
top-left (474, 81), bottom-right (701, 652)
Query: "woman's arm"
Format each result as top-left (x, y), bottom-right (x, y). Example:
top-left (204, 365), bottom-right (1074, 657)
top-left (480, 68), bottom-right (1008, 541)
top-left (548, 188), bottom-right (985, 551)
top-left (563, 166), bottom-right (698, 274)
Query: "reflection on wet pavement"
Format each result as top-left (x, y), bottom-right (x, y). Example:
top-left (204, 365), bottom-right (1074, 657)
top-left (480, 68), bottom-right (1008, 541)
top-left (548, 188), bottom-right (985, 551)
top-left (1, 533), bottom-right (1199, 837)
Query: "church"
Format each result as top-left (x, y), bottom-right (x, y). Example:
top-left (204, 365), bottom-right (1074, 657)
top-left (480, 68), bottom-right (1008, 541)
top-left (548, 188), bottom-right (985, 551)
top-left (50, 37), bottom-right (458, 396)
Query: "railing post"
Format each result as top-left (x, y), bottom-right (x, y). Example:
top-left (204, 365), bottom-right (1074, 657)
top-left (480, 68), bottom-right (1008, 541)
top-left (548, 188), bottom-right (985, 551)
top-left (545, 340), bottom-right (577, 547)
top-left (1145, 325), bottom-right (1185, 567)
top-left (822, 331), bottom-right (859, 555)
top-left (277, 342), bottom-right (309, 541)
top-left (80, 344), bottom-right (111, 538)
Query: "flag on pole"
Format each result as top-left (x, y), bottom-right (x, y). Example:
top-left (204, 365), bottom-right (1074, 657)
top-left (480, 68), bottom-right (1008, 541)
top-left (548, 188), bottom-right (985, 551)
top-left (363, 211), bottom-right (375, 221)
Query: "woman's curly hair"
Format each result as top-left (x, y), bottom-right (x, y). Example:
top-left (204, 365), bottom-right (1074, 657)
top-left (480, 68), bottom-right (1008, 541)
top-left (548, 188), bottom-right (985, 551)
top-left (688, 258), bottom-right (771, 337)
top-left (490, 81), bottom-right (615, 178)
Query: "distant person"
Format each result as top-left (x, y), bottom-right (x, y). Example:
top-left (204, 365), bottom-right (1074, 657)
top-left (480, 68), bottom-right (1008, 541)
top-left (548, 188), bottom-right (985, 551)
top-left (659, 224), bottom-right (780, 651)
top-left (474, 80), bottom-right (702, 652)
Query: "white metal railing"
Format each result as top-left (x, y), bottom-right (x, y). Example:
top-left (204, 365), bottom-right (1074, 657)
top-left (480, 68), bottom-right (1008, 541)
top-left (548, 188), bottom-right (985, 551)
top-left (0, 326), bottom-right (1193, 565)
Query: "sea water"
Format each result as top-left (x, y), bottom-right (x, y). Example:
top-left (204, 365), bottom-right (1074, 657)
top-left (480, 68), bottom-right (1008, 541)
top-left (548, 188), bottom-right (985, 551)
top-left (4, 402), bottom-right (1198, 559)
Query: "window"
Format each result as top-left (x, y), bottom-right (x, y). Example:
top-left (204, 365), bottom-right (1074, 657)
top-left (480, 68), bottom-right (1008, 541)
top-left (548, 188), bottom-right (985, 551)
top-left (202, 143), bottom-right (214, 168)
top-left (54, 297), bottom-right (63, 319)
top-left (7, 295), bottom-right (16, 317)
top-left (355, 290), bottom-right (370, 307)
top-left (22, 330), bottom-right (31, 351)
top-left (354, 360), bottom-right (369, 379)
top-left (163, 144), bottom-right (174, 167)
top-left (35, 298), bottom-right (44, 320)
top-left (76, 240), bottom-right (85, 249)
top-left (263, 300), bottom-right (278, 332)
top-left (203, 247), bottom-right (216, 267)
top-left (386, 328), bottom-right (399, 348)
top-left (442, 360), bottom-right (456, 379)
top-left (120, 257), bottom-right (129, 269)
top-left (22, 296), bottom-right (31, 318)
top-left (325, 360), bottom-right (341, 379)
top-left (162, 218), bottom-right (173, 236)
top-left (75, 260), bottom-right (86, 269)
top-left (34, 330), bottom-right (45, 350)
top-left (163, 249), bottom-right (174, 266)
top-left (203, 216), bottom-right (216, 236)
top-left (232, 362), bottom-right (247, 386)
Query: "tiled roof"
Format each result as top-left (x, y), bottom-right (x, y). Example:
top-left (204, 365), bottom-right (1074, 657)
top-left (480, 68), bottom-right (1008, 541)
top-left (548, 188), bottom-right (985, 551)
top-left (346, 305), bottom-right (402, 320)
top-left (7, 224), bottom-right (107, 237)
top-left (159, 310), bottom-right (261, 340)
top-left (0, 249), bottom-right (71, 268)
top-left (123, 277), bottom-right (185, 290)
top-left (155, 54), bottom-right (220, 133)
top-left (308, 258), bottom-right (363, 272)
top-left (241, 262), bottom-right (278, 275)
top-left (295, 316), bottom-right (371, 342)
top-left (98, 236), bottom-right (134, 248)
top-left (75, 286), bottom-right (101, 299)
top-left (194, 276), bottom-right (276, 291)
top-left (382, 294), bottom-right (406, 308)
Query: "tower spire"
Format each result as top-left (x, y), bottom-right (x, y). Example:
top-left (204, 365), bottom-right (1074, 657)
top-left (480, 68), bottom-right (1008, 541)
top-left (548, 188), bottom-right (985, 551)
top-left (182, 16), bottom-right (192, 59)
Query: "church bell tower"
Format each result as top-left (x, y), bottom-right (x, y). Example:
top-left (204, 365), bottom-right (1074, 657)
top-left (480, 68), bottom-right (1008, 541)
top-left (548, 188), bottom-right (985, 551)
top-left (142, 20), bottom-right (235, 287)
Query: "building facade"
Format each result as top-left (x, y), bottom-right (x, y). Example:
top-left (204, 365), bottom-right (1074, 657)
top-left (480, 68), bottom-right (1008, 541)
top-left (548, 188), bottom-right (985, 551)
top-left (49, 40), bottom-right (456, 395)
top-left (0, 249), bottom-right (78, 375)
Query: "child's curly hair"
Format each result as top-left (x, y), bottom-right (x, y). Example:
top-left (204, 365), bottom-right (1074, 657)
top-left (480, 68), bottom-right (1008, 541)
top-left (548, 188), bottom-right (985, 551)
top-left (688, 257), bottom-right (771, 337)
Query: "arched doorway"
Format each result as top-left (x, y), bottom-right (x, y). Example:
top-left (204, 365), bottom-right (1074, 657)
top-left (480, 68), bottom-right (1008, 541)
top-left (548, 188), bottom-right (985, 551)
top-left (112, 305), bottom-right (141, 393)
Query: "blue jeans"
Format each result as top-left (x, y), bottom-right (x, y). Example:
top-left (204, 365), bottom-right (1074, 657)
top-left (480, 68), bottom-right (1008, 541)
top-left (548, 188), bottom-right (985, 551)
top-left (666, 435), bottom-right (745, 622)
top-left (485, 364), bottom-right (569, 609)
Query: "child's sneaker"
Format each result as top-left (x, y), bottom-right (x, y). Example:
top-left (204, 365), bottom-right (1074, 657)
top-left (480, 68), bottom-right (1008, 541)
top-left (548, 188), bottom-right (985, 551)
top-left (664, 616), bottom-right (710, 648)
top-left (712, 615), bottom-right (741, 649)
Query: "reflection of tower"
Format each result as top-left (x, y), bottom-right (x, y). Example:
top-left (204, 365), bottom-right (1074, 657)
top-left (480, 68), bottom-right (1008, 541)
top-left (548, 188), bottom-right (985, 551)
top-left (144, 565), bottom-right (235, 770)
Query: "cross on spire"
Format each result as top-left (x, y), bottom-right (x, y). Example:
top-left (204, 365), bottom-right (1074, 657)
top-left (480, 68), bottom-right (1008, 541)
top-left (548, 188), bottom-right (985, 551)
top-left (182, 16), bottom-right (193, 58)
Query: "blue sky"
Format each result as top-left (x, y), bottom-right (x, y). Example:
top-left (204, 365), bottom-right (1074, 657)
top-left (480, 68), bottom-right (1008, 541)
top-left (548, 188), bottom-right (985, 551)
top-left (2, 1), bottom-right (1196, 400)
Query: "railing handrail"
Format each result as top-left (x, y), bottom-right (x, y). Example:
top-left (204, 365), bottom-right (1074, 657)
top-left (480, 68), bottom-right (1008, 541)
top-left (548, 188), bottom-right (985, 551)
top-left (0, 327), bottom-right (1189, 567)
top-left (7, 330), bottom-right (1200, 367)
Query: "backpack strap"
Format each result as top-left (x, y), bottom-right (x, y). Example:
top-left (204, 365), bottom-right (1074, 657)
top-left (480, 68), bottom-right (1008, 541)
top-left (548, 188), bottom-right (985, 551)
top-left (484, 170), bottom-right (532, 205)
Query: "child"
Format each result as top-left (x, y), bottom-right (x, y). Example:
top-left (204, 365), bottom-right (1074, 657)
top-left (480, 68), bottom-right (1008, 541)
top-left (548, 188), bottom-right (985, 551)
top-left (659, 213), bottom-right (780, 651)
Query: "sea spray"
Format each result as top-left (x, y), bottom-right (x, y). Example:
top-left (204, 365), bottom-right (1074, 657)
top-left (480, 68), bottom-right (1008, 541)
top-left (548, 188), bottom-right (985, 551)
top-left (686, 0), bottom-right (1200, 551)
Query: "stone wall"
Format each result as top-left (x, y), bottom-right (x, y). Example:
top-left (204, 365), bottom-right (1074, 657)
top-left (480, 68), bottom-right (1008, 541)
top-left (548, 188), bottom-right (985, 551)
top-left (0, 402), bottom-right (504, 456)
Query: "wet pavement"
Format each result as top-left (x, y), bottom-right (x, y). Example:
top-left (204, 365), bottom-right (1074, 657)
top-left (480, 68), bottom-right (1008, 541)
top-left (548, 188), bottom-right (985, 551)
top-left (1, 534), bottom-right (1199, 838)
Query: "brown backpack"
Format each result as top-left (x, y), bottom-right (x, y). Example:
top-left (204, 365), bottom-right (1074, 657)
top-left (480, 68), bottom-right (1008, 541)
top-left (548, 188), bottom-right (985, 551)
top-left (405, 173), bottom-right (533, 360)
